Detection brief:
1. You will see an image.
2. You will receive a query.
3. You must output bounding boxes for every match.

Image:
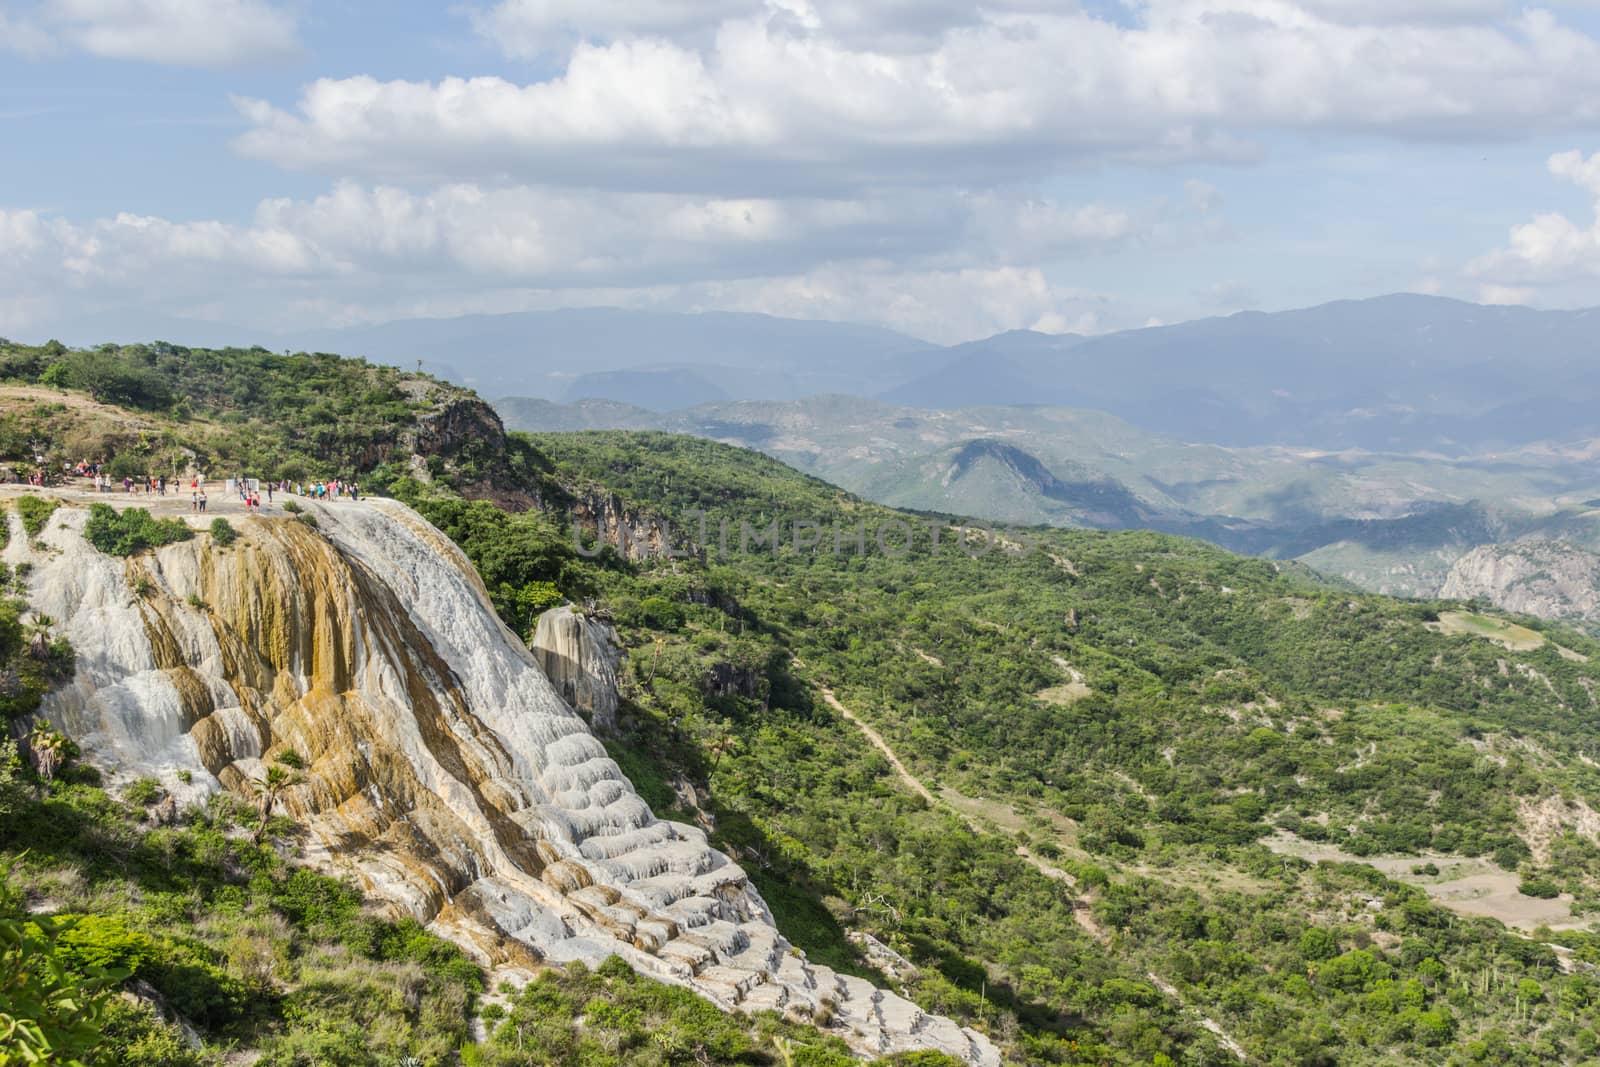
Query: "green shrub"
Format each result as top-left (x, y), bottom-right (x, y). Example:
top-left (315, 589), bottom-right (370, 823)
top-left (1299, 927), bottom-right (1339, 961)
top-left (0, 741), bottom-right (23, 818)
top-left (1519, 877), bottom-right (1561, 899)
top-left (82, 505), bottom-right (193, 557)
top-left (281, 500), bottom-right (302, 514)
top-left (0, 913), bottom-right (123, 1063)
top-left (97, 999), bottom-right (205, 1067)
top-left (122, 778), bottom-right (164, 806)
top-left (54, 913), bottom-right (156, 973)
top-left (15, 495), bottom-right (58, 540)
top-left (208, 517), bottom-right (237, 547)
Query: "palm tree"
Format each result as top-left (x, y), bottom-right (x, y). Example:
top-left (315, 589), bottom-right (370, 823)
top-left (27, 724), bottom-right (67, 782)
top-left (707, 729), bottom-right (738, 773)
top-left (27, 615), bottom-right (56, 660)
top-left (251, 764), bottom-right (298, 844)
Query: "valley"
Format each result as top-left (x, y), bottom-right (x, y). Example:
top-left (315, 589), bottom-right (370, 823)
top-left (9, 340), bottom-right (1600, 1065)
top-left (497, 393), bottom-right (1600, 620)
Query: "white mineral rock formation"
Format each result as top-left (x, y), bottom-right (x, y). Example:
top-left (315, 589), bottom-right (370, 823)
top-left (11, 499), bottom-right (998, 1066)
top-left (529, 605), bottom-right (622, 733)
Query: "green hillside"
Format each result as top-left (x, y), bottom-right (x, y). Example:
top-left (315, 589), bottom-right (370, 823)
top-left (10, 345), bottom-right (1600, 1064)
top-left (502, 431), bottom-right (1600, 1066)
top-left (496, 396), bottom-right (1600, 604)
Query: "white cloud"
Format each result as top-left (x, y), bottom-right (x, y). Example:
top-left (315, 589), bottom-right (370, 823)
top-left (1292, 0), bottom-right (1512, 25)
top-left (1, 0), bottom-right (299, 66)
top-left (1469, 149), bottom-right (1600, 293)
top-left (0, 8), bottom-right (55, 53)
top-left (0, 181), bottom-right (1165, 340)
top-left (470, 0), bottom-right (747, 54)
top-left (236, 3), bottom-right (1600, 195)
top-left (470, 0), bottom-right (1068, 55)
top-left (1479, 283), bottom-right (1536, 304)
top-left (692, 264), bottom-right (1117, 340)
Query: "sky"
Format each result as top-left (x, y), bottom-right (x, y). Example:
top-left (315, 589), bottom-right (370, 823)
top-left (2, 0), bottom-right (1600, 345)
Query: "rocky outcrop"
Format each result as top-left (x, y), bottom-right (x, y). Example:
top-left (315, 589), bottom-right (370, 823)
top-left (530, 606), bottom-right (622, 733)
top-left (12, 497), bottom-right (997, 1066)
top-left (704, 661), bottom-right (767, 704)
top-left (571, 489), bottom-right (701, 562)
top-left (1441, 540), bottom-right (1600, 624)
top-left (376, 381), bottom-right (537, 509)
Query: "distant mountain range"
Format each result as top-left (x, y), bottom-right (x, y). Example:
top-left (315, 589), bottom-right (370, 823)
top-left (37, 293), bottom-right (1599, 453)
top-left (285, 309), bottom-right (937, 405)
top-left (363, 294), bottom-right (1600, 453)
top-left (885, 296), bottom-right (1600, 451)
top-left (495, 393), bottom-right (1600, 604)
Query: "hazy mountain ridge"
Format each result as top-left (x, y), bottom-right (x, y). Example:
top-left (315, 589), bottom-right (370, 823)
top-left (884, 295), bottom-right (1600, 450)
top-left (495, 393), bottom-right (1600, 610)
top-left (40, 295), bottom-right (1600, 452)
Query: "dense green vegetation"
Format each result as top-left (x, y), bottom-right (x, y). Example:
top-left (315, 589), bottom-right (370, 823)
top-left (482, 430), bottom-right (1600, 1065)
top-left (0, 340), bottom-right (511, 489)
top-left (0, 565), bottom-right (74, 722)
top-left (82, 504), bottom-right (195, 556)
top-left (0, 753), bottom-right (488, 1065)
top-left (19, 355), bottom-right (1600, 1064)
top-left (0, 760), bottom-right (980, 1065)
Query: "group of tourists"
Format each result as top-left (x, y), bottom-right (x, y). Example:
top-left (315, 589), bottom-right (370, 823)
top-left (221, 476), bottom-right (362, 510)
top-left (13, 459), bottom-right (368, 513)
top-left (287, 478), bottom-right (360, 501)
top-left (89, 473), bottom-right (169, 495)
top-left (5, 455), bottom-right (371, 514)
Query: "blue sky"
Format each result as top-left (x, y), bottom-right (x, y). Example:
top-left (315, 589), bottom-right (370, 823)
top-left (3, 0), bottom-right (1600, 344)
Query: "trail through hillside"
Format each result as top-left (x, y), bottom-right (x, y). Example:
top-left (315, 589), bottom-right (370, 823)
top-left (809, 671), bottom-right (1250, 1062)
top-left (817, 685), bottom-right (935, 805)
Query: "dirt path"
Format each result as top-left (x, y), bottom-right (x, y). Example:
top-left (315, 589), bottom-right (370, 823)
top-left (1145, 972), bottom-right (1249, 1061)
top-left (817, 685), bottom-right (936, 805)
top-left (811, 673), bottom-right (1249, 1062)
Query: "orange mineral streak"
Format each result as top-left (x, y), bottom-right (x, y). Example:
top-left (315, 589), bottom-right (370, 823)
top-left (17, 498), bottom-right (998, 1064)
top-left (131, 520), bottom-right (558, 946)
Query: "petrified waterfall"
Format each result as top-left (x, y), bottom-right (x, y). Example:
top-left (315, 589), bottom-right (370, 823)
top-left (9, 500), bottom-right (998, 1066)
top-left (529, 605), bottom-right (622, 734)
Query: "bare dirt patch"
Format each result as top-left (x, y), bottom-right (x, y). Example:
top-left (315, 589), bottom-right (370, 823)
top-left (1037, 658), bottom-right (1092, 705)
top-left (1518, 794), bottom-right (1600, 865)
top-left (1428, 610), bottom-right (1546, 652)
top-left (1264, 831), bottom-right (1590, 931)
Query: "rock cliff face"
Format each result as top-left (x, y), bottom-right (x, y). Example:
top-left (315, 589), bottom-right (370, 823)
top-left (571, 489), bottom-right (700, 562)
top-left (1440, 541), bottom-right (1600, 624)
top-left (385, 381), bottom-right (537, 510)
top-left (9, 499), bottom-right (996, 1066)
top-left (529, 606), bottom-right (622, 734)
